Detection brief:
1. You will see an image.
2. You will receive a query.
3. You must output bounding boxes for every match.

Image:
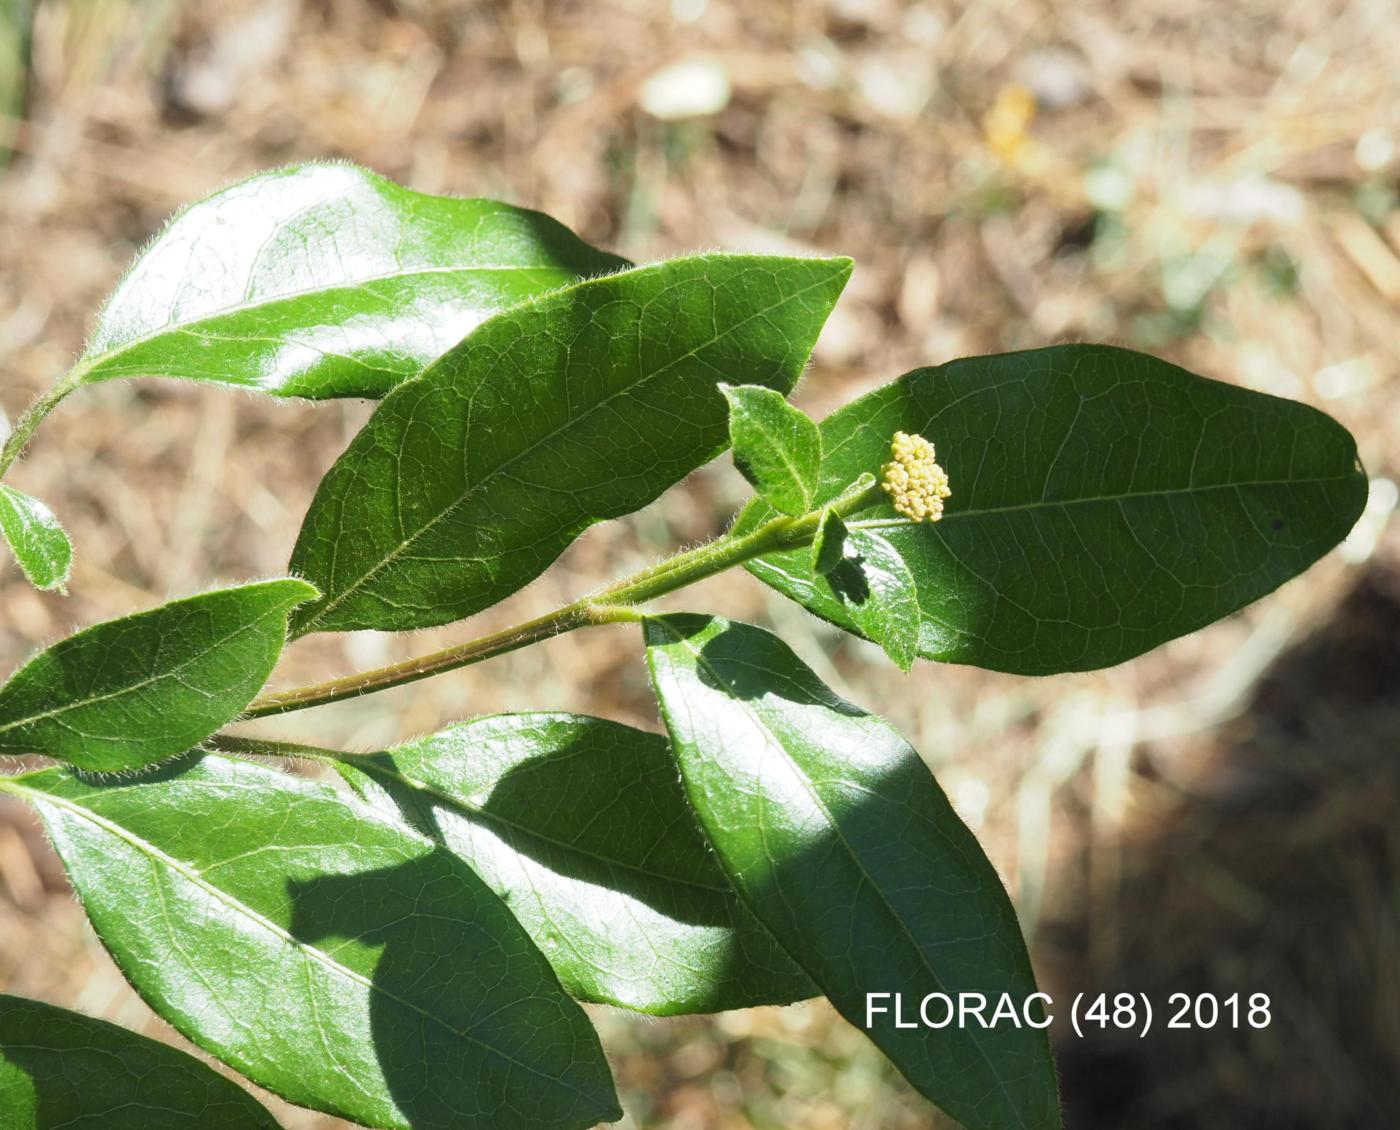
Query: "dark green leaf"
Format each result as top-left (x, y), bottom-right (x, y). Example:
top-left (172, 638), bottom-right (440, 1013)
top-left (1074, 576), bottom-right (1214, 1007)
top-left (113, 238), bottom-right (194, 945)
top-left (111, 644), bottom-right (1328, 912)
top-left (0, 579), bottom-right (316, 771)
top-left (0, 485), bottom-right (72, 592)
top-left (290, 253), bottom-right (852, 634)
top-left (3, 756), bottom-right (620, 1130)
top-left (645, 614), bottom-right (1060, 1130)
top-left (0, 993), bottom-right (280, 1129)
top-left (826, 526), bottom-right (921, 671)
top-left (720, 383), bottom-right (822, 515)
top-left (740, 345), bottom-right (1369, 674)
top-left (810, 508), bottom-right (847, 575)
top-left (337, 713), bottom-right (814, 1015)
top-left (72, 163), bottom-right (627, 399)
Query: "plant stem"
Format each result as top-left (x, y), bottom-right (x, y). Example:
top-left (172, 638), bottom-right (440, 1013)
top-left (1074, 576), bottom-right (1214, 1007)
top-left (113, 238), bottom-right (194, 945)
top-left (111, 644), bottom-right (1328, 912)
top-left (245, 478), bottom-right (883, 718)
top-left (209, 734), bottom-right (348, 763)
top-left (0, 367), bottom-right (86, 480)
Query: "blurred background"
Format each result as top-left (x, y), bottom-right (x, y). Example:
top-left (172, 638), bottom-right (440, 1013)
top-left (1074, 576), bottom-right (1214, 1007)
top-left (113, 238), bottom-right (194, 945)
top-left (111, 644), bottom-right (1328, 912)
top-left (0, 1), bottom-right (1397, 1127)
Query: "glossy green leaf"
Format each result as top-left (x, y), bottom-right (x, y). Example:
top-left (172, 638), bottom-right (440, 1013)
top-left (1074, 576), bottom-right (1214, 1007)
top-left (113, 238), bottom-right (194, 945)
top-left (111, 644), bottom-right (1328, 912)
top-left (720, 383), bottom-right (821, 516)
top-left (72, 163), bottom-right (628, 399)
top-left (0, 485), bottom-right (72, 592)
top-left (645, 614), bottom-right (1060, 1130)
top-left (0, 993), bottom-right (280, 1129)
top-left (740, 345), bottom-right (1369, 674)
top-left (0, 579), bottom-right (316, 771)
top-left (825, 526), bottom-right (921, 671)
top-left (336, 713), bottom-right (814, 1015)
top-left (3, 756), bottom-right (620, 1130)
top-left (290, 252), bottom-right (852, 634)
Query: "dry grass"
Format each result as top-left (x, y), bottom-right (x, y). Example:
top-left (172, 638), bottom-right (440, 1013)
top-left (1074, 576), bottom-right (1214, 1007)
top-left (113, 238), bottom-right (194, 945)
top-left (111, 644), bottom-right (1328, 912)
top-left (0, 2), bottom-right (1397, 1127)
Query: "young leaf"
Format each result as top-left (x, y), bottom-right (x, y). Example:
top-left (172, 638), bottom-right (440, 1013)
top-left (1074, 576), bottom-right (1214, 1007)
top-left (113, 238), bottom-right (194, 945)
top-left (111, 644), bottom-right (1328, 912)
top-left (0, 485), bottom-right (72, 592)
top-left (720, 383), bottom-right (822, 516)
top-left (0, 994), bottom-right (281, 1128)
top-left (825, 526), bottom-right (921, 671)
top-left (645, 614), bottom-right (1061, 1130)
top-left (71, 163), bottom-right (628, 399)
top-left (3, 756), bottom-right (620, 1130)
top-left (0, 579), bottom-right (316, 771)
top-left (289, 252), bottom-right (852, 634)
top-left (335, 713), bottom-right (814, 1015)
top-left (739, 345), bottom-right (1369, 674)
top-left (810, 508), bottom-right (847, 575)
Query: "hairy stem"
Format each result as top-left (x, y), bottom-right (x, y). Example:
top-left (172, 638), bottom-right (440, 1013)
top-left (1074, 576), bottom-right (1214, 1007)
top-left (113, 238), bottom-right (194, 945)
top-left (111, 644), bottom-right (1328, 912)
top-left (209, 734), bottom-right (348, 763)
top-left (0, 367), bottom-right (86, 480)
top-left (245, 478), bottom-right (883, 718)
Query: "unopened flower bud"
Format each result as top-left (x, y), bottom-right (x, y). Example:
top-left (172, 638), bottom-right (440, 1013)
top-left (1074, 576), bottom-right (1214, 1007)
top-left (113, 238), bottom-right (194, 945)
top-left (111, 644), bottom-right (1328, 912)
top-left (880, 431), bottom-right (951, 522)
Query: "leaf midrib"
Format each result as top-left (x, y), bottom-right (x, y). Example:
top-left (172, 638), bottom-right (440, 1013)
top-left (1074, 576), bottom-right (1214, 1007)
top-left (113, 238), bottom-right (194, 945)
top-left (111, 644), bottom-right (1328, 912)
top-left (0, 487), bottom-right (68, 584)
top-left (13, 776), bottom-right (603, 1106)
top-left (302, 270), bottom-right (837, 630)
top-left (841, 471), bottom-right (1358, 531)
top-left (654, 619), bottom-right (1037, 1130)
top-left (0, 593), bottom-right (291, 741)
top-left (83, 263), bottom-right (587, 374)
top-left (739, 405), bottom-right (814, 513)
top-left (358, 758), bottom-right (733, 897)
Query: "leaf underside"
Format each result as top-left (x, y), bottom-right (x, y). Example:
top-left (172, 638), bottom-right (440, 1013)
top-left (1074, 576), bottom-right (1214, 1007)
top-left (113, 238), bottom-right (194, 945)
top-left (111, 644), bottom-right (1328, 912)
top-left (740, 344), bottom-right (1368, 674)
top-left (289, 252), bottom-right (852, 634)
top-left (77, 163), bottom-right (629, 399)
top-left (645, 613), bottom-right (1061, 1130)
top-left (342, 713), bottom-right (814, 1015)
top-left (11, 756), bottom-right (620, 1130)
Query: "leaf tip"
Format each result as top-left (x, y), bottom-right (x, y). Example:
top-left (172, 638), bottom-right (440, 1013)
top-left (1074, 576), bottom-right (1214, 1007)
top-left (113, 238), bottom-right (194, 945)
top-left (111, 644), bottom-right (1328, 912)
top-left (822, 254), bottom-right (855, 280)
top-left (276, 577), bottom-right (323, 606)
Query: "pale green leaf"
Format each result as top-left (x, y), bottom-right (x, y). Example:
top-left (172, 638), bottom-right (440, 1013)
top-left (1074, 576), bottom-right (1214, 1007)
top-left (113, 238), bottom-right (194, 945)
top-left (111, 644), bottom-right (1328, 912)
top-left (645, 613), bottom-right (1060, 1130)
top-left (74, 163), bottom-right (627, 399)
top-left (289, 253), bottom-right (851, 634)
top-left (0, 485), bottom-right (72, 592)
top-left (0, 579), bottom-right (316, 771)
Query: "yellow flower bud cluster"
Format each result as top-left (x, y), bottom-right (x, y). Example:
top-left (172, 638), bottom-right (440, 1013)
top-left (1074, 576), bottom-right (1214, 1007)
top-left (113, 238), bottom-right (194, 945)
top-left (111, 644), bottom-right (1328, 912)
top-left (880, 431), bottom-right (951, 523)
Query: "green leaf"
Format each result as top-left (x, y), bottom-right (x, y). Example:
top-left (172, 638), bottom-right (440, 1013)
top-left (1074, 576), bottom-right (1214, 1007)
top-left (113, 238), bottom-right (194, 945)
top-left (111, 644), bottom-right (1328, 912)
top-left (645, 614), bottom-right (1061, 1130)
top-left (740, 345), bottom-right (1369, 674)
top-left (3, 756), bottom-right (620, 1130)
top-left (826, 526), bottom-right (921, 671)
top-left (289, 252), bottom-right (852, 634)
top-left (337, 713), bottom-right (814, 1015)
top-left (720, 383), bottom-right (822, 516)
top-left (0, 485), bottom-right (72, 592)
top-left (0, 579), bottom-right (316, 771)
top-left (72, 163), bottom-right (628, 399)
top-left (0, 993), bottom-right (280, 1129)
top-left (810, 508), bottom-right (847, 575)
